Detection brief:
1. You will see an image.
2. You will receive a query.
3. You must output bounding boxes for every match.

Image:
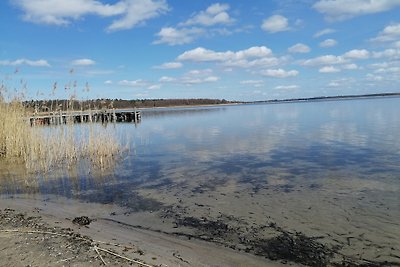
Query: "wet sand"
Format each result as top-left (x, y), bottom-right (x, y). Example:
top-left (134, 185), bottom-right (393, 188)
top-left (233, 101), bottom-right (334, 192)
top-left (0, 194), bottom-right (289, 267)
top-left (1, 169), bottom-right (399, 267)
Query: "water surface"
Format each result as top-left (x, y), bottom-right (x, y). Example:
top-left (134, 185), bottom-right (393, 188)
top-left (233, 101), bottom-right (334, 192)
top-left (1, 97), bottom-right (399, 266)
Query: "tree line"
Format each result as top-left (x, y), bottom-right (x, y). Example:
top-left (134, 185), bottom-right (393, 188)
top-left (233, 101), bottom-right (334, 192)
top-left (23, 98), bottom-right (234, 112)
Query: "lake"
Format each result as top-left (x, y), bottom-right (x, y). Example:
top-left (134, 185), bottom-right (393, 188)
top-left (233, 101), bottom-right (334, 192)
top-left (1, 97), bottom-right (399, 266)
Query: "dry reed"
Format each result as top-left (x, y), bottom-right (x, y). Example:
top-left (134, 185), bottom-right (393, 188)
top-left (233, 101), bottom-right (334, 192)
top-left (0, 92), bottom-right (121, 174)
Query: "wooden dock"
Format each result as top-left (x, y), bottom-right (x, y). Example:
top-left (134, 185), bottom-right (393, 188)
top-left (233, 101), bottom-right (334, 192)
top-left (30, 109), bottom-right (141, 126)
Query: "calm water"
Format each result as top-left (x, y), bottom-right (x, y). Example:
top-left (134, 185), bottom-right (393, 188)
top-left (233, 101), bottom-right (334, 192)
top-left (0, 98), bottom-right (400, 266)
top-left (1, 97), bottom-right (400, 200)
top-left (1, 97), bottom-right (399, 265)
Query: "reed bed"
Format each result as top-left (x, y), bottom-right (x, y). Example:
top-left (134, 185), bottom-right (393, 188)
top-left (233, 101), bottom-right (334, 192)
top-left (0, 96), bottom-right (121, 174)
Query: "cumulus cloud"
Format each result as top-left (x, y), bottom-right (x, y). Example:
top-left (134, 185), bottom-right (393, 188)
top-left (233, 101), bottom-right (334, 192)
top-left (343, 49), bottom-right (370, 59)
top-left (260, 68), bottom-right (299, 78)
top-left (261, 15), bottom-right (290, 33)
top-left (371, 23), bottom-right (400, 42)
top-left (154, 61), bottom-right (183, 69)
top-left (342, 63), bottom-right (359, 70)
top-left (159, 76), bottom-right (176, 82)
top-left (148, 84), bottom-right (161, 90)
top-left (0, 58), bottom-right (50, 67)
top-left (240, 80), bottom-right (264, 87)
top-left (301, 55), bottom-right (346, 66)
top-left (313, 28), bottom-right (336, 38)
top-left (177, 46), bottom-right (284, 69)
top-left (372, 48), bottom-right (400, 59)
top-left (118, 79), bottom-right (148, 87)
top-left (313, 0), bottom-right (400, 21)
top-left (180, 3), bottom-right (234, 27)
top-left (154, 27), bottom-right (205, 45)
top-left (154, 3), bottom-right (235, 45)
top-left (366, 73), bottom-right (384, 81)
top-left (181, 69), bottom-right (220, 85)
top-left (288, 43), bottom-right (310, 53)
top-left (13, 0), bottom-right (169, 31)
top-left (319, 39), bottom-right (338, 47)
top-left (319, 66), bottom-right (341, 73)
top-left (274, 85), bottom-right (299, 90)
top-left (107, 0), bottom-right (169, 31)
top-left (158, 69), bottom-right (220, 85)
top-left (104, 80), bottom-right (113, 84)
top-left (154, 28), bottom-right (201, 46)
top-left (177, 46), bottom-right (272, 62)
top-left (71, 58), bottom-right (96, 66)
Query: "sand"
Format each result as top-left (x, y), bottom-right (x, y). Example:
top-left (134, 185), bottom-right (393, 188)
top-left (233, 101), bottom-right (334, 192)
top-left (0, 194), bottom-right (289, 267)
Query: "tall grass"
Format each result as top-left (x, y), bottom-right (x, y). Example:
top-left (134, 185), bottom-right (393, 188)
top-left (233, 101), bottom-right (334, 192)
top-left (0, 90), bottom-right (121, 174)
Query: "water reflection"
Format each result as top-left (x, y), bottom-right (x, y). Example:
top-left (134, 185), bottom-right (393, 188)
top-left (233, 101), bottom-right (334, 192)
top-left (0, 97), bottom-right (399, 196)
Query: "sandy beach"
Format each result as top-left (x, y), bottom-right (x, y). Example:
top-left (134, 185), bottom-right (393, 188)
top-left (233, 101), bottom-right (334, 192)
top-left (0, 194), bottom-right (289, 267)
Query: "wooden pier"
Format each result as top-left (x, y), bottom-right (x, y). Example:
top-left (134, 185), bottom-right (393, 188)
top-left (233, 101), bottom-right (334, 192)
top-left (30, 109), bottom-right (141, 126)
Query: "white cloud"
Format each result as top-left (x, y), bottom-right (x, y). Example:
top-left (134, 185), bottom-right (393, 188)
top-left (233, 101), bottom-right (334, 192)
top-left (158, 69), bottom-right (220, 85)
top-left (327, 78), bottom-right (354, 87)
top-left (118, 79), bottom-right (148, 87)
top-left (395, 41), bottom-right (400, 48)
top-left (203, 76), bottom-right (220, 82)
top-left (313, 0), bottom-right (400, 21)
top-left (366, 73), bottom-right (384, 81)
top-left (313, 28), bottom-right (336, 38)
top-left (180, 3), bottom-right (234, 27)
top-left (319, 66), bottom-right (341, 73)
top-left (374, 66), bottom-right (399, 73)
top-left (288, 43), bottom-right (311, 53)
top-left (181, 75), bottom-right (220, 85)
top-left (187, 69), bottom-right (213, 75)
top-left (343, 49), bottom-right (370, 59)
top-left (328, 81), bottom-right (340, 87)
top-left (13, 0), bottom-right (169, 31)
top-left (274, 85), bottom-right (299, 90)
top-left (154, 27), bottom-right (205, 45)
top-left (342, 63), bottom-right (359, 70)
top-left (154, 61), bottom-right (183, 69)
top-left (177, 46), bottom-right (272, 62)
top-left (261, 15), bottom-right (290, 33)
top-left (223, 57), bottom-right (282, 68)
top-left (260, 68), bottom-right (299, 78)
top-left (148, 84), bottom-right (161, 90)
top-left (301, 55), bottom-right (346, 66)
top-left (153, 3), bottom-right (237, 45)
top-left (371, 23), bottom-right (400, 42)
top-left (0, 58), bottom-right (50, 67)
top-left (71, 58), bottom-right (96, 66)
top-left (104, 80), bottom-right (113, 84)
top-left (372, 48), bottom-right (400, 59)
top-left (177, 46), bottom-right (284, 70)
top-left (159, 76), bottom-right (176, 82)
top-left (240, 80), bottom-right (264, 87)
top-left (319, 39), bottom-right (337, 47)
top-left (368, 62), bottom-right (391, 69)
top-left (108, 0), bottom-right (169, 31)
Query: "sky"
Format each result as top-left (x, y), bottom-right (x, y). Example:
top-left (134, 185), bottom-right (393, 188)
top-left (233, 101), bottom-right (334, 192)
top-left (1, 0), bottom-right (400, 101)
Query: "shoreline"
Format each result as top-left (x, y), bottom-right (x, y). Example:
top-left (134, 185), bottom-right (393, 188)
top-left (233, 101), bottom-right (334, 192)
top-left (0, 194), bottom-right (287, 267)
top-left (28, 92), bottom-right (400, 116)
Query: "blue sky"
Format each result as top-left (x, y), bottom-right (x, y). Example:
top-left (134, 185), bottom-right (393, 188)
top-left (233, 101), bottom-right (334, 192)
top-left (1, 0), bottom-right (400, 101)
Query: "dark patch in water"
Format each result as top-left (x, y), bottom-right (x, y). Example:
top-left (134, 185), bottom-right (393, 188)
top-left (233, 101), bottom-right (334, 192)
top-left (252, 232), bottom-right (333, 266)
top-left (79, 187), bottom-right (164, 212)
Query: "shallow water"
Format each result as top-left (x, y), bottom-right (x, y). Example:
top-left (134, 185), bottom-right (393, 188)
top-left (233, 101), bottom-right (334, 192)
top-left (1, 97), bottom-right (400, 266)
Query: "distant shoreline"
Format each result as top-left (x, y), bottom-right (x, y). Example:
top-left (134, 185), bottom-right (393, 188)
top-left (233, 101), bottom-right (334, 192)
top-left (247, 92), bottom-right (400, 105)
top-left (25, 92), bottom-right (400, 113)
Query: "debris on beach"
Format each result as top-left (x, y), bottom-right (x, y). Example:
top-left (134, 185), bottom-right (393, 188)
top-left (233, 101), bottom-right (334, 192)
top-left (72, 216), bottom-right (93, 226)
